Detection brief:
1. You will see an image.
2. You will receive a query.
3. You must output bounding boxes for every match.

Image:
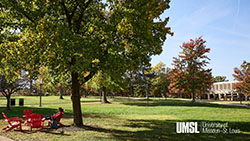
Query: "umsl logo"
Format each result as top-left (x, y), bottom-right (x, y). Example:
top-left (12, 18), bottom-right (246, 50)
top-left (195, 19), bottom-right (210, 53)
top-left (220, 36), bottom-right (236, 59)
top-left (176, 122), bottom-right (200, 133)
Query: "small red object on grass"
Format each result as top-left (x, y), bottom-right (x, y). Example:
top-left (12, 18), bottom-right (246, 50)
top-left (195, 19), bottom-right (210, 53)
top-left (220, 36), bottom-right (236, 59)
top-left (2, 112), bottom-right (22, 132)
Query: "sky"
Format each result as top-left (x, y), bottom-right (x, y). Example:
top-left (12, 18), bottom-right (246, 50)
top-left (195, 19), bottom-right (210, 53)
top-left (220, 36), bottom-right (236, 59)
top-left (151, 0), bottom-right (250, 81)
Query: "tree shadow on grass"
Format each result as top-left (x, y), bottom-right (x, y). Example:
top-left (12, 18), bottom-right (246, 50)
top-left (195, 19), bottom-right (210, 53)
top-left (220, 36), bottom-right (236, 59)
top-left (80, 100), bottom-right (101, 103)
top-left (18, 127), bottom-right (71, 136)
top-left (113, 97), bottom-right (154, 102)
top-left (0, 106), bottom-right (59, 119)
top-left (107, 119), bottom-right (250, 141)
top-left (121, 99), bottom-right (250, 109)
top-left (83, 113), bottom-right (114, 119)
top-left (58, 117), bottom-right (249, 141)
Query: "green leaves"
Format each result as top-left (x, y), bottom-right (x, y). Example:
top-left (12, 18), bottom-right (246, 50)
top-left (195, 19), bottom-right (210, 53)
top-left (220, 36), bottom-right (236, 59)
top-left (0, 0), bottom-right (173, 92)
top-left (150, 62), bottom-right (170, 97)
top-left (85, 70), bottom-right (125, 93)
top-left (213, 76), bottom-right (228, 82)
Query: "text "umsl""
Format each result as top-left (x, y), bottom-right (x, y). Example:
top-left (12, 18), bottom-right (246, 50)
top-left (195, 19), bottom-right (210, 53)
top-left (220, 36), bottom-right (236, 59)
top-left (176, 122), bottom-right (200, 133)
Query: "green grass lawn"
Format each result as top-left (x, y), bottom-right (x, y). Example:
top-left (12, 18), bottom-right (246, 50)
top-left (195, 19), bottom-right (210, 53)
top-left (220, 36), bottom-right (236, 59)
top-left (0, 96), bottom-right (250, 141)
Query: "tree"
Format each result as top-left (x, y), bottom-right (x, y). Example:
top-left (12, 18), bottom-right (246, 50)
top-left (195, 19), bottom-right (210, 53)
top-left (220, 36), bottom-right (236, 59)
top-left (85, 71), bottom-right (119, 103)
top-left (128, 64), bottom-right (153, 99)
top-left (0, 75), bottom-right (28, 110)
top-left (213, 76), bottom-right (228, 82)
top-left (53, 72), bottom-right (71, 99)
top-left (34, 66), bottom-right (54, 95)
top-left (33, 66), bottom-right (70, 98)
top-left (125, 71), bottom-right (135, 97)
top-left (150, 62), bottom-right (171, 98)
top-left (0, 0), bottom-right (173, 126)
top-left (0, 23), bottom-right (27, 110)
top-left (171, 37), bottom-right (212, 102)
top-left (233, 61), bottom-right (250, 101)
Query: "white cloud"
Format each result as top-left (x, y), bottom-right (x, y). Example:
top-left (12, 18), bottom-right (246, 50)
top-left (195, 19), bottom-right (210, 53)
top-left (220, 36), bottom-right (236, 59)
top-left (172, 4), bottom-right (231, 37)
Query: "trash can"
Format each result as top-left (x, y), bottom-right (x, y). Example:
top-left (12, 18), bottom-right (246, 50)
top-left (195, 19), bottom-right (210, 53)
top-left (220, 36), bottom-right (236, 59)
top-left (19, 98), bottom-right (24, 106)
top-left (10, 99), bottom-right (15, 106)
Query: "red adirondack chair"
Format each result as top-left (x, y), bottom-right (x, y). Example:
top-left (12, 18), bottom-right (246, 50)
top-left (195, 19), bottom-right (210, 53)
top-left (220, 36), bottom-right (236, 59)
top-left (2, 112), bottom-right (22, 132)
top-left (30, 113), bottom-right (44, 131)
top-left (48, 112), bottom-right (64, 127)
top-left (23, 109), bottom-right (33, 126)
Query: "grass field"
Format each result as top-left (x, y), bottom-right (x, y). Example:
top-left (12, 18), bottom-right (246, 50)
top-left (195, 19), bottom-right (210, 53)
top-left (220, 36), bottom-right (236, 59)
top-left (0, 96), bottom-right (249, 141)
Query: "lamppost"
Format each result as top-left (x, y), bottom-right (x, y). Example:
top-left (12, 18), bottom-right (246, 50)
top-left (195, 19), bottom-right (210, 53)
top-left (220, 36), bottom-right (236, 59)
top-left (40, 83), bottom-right (43, 107)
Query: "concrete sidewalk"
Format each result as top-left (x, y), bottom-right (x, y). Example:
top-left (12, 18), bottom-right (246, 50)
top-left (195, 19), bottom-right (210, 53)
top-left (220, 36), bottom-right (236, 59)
top-left (210, 102), bottom-right (250, 108)
top-left (0, 135), bottom-right (13, 141)
top-left (196, 100), bottom-right (250, 108)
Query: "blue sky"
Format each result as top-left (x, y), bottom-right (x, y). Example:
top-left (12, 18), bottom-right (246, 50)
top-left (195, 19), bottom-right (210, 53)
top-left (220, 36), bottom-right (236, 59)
top-left (151, 0), bottom-right (250, 80)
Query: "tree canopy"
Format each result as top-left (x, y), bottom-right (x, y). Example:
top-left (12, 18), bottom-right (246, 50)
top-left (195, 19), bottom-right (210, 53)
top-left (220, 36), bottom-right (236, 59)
top-left (213, 76), bottom-right (228, 82)
top-left (0, 74), bottom-right (28, 110)
top-left (150, 61), bottom-right (170, 98)
top-left (170, 37), bottom-right (212, 102)
top-left (233, 61), bottom-right (250, 101)
top-left (0, 0), bottom-right (173, 126)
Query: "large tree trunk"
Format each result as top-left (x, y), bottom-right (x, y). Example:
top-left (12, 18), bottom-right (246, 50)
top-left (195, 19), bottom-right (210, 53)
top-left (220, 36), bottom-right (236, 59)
top-left (71, 72), bottom-right (83, 127)
top-left (6, 95), bottom-right (11, 111)
top-left (245, 95), bottom-right (248, 101)
top-left (59, 86), bottom-right (64, 99)
top-left (102, 87), bottom-right (110, 104)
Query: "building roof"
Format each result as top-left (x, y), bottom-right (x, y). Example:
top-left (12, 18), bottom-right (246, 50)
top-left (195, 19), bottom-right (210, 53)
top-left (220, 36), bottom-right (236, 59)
top-left (213, 81), bottom-right (239, 85)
